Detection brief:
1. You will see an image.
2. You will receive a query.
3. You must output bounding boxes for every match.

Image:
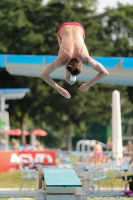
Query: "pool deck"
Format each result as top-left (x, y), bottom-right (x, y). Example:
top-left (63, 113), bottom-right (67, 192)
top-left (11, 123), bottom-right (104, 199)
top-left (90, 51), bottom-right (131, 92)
top-left (0, 188), bottom-right (129, 198)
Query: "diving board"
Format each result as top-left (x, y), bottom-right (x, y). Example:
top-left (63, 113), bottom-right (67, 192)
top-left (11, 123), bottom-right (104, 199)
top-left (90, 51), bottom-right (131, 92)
top-left (43, 168), bottom-right (82, 194)
top-left (0, 54), bottom-right (133, 86)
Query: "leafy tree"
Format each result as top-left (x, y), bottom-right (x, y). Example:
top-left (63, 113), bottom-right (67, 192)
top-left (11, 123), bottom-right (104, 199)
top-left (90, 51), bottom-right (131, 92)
top-left (102, 3), bottom-right (133, 57)
top-left (0, 1), bottom-right (132, 150)
top-left (0, 0), bottom-right (46, 54)
top-left (99, 3), bottom-right (133, 111)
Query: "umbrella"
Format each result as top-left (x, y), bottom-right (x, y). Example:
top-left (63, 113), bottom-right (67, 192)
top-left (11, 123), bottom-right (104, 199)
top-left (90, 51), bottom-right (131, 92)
top-left (8, 129), bottom-right (29, 136)
top-left (31, 129), bottom-right (47, 136)
top-left (8, 129), bottom-right (21, 136)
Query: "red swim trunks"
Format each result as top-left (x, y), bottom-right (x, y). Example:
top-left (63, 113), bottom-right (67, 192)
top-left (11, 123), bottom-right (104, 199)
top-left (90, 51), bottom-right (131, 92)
top-left (57, 22), bottom-right (85, 39)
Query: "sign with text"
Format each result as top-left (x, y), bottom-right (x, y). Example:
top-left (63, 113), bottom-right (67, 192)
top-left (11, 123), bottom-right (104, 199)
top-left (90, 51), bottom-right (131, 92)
top-left (0, 150), bottom-right (56, 173)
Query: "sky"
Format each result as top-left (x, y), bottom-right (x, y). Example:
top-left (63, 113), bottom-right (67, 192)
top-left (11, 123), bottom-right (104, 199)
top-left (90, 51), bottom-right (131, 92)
top-left (98, 0), bottom-right (133, 12)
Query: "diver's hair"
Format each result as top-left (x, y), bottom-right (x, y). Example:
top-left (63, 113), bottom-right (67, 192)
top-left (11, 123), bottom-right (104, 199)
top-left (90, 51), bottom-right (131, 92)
top-left (66, 57), bottom-right (82, 76)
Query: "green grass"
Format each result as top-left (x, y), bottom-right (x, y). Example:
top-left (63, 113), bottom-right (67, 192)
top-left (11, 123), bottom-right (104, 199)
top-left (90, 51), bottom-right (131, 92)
top-left (0, 169), bottom-right (128, 188)
top-left (0, 170), bottom-right (36, 188)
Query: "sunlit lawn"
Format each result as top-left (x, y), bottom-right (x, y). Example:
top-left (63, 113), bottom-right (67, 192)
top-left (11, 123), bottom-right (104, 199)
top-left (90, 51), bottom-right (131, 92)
top-left (0, 169), bottom-right (125, 189)
top-left (0, 170), bottom-right (36, 188)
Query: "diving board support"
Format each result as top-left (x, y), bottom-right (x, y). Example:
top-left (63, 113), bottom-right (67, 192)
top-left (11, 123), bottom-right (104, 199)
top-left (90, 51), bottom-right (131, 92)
top-left (34, 188), bottom-right (86, 200)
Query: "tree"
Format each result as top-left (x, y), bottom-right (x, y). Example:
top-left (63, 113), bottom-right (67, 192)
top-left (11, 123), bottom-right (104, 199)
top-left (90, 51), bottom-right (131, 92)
top-left (99, 3), bottom-right (133, 110)
top-left (0, 1), bottom-right (132, 150)
top-left (0, 0), bottom-right (46, 54)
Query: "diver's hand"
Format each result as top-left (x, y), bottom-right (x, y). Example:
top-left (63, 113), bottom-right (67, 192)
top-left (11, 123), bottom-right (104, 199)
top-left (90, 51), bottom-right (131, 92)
top-left (58, 87), bottom-right (71, 99)
top-left (79, 83), bottom-right (89, 92)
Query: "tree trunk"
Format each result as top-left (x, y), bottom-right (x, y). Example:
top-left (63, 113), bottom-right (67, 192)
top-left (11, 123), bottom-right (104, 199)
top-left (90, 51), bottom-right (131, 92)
top-left (21, 115), bottom-right (26, 144)
top-left (67, 123), bottom-right (73, 151)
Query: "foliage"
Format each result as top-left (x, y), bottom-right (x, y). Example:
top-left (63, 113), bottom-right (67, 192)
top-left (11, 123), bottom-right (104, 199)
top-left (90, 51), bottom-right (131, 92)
top-left (101, 3), bottom-right (133, 57)
top-left (0, 0), bottom-right (133, 150)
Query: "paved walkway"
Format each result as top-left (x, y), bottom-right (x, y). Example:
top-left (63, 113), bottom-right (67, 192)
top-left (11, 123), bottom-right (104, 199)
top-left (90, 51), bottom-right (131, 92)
top-left (0, 188), bottom-right (128, 198)
top-left (0, 188), bottom-right (34, 198)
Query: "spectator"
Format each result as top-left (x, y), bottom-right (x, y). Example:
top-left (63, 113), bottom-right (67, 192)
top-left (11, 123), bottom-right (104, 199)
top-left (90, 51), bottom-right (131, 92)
top-left (124, 140), bottom-right (133, 160)
top-left (33, 140), bottom-right (45, 151)
top-left (93, 140), bottom-right (103, 166)
top-left (23, 144), bottom-right (30, 151)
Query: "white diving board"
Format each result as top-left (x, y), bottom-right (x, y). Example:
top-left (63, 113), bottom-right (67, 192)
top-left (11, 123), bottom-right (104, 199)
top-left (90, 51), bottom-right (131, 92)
top-left (4, 55), bottom-right (133, 86)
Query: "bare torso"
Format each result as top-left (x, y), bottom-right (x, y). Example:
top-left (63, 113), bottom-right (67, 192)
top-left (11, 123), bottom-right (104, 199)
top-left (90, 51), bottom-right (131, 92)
top-left (40, 23), bottom-right (109, 99)
top-left (94, 144), bottom-right (103, 153)
top-left (58, 25), bottom-right (89, 63)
